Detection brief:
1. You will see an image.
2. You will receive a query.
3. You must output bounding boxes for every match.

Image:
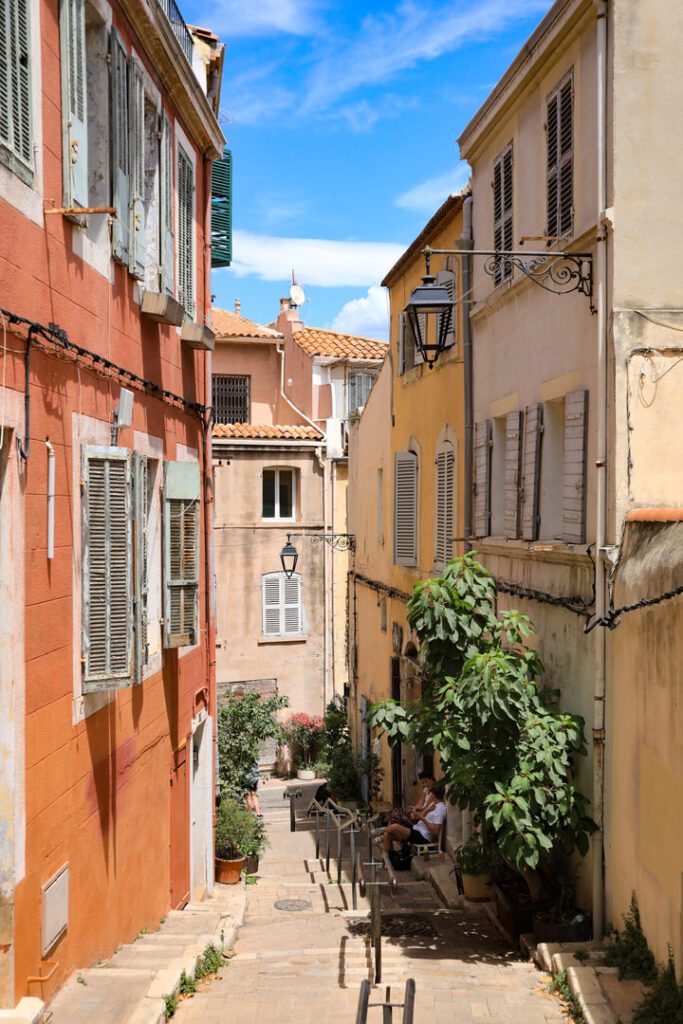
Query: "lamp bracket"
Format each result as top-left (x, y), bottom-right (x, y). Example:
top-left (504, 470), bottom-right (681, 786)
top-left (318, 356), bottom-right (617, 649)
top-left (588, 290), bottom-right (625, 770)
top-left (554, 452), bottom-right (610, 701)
top-left (289, 532), bottom-right (356, 553)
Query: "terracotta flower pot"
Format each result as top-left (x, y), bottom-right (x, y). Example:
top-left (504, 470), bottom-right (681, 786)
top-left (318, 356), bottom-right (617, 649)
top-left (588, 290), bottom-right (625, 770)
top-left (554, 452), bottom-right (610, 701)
top-left (215, 855), bottom-right (245, 885)
top-left (462, 872), bottom-right (491, 902)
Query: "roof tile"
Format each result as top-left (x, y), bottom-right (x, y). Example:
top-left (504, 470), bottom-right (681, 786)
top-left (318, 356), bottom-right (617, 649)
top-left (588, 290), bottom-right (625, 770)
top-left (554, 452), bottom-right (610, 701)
top-left (293, 327), bottom-right (388, 361)
top-left (212, 307), bottom-right (283, 340)
top-left (213, 423), bottom-right (323, 441)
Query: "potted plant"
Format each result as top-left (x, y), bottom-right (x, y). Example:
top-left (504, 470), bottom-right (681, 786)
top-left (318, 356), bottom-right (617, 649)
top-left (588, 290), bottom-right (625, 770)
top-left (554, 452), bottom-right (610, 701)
top-left (532, 875), bottom-right (592, 943)
top-left (455, 837), bottom-right (494, 901)
top-left (215, 800), bottom-right (267, 884)
top-left (281, 713), bottom-right (324, 779)
top-left (217, 692), bottom-right (288, 803)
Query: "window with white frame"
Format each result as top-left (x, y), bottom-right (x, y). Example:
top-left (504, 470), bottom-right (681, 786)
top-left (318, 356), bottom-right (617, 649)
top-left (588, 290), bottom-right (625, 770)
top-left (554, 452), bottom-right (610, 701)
top-left (262, 468), bottom-right (295, 521)
top-left (546, 71), bottom-right (574, 239)
top-left (348, 371), bottom-right (374, 414)
top-left (493, 143), bottom-right (513, 284)
top-left (0, 0), bottom-right (33, 185)
top-left (262, 572), bottom-right (303, 637)
top-left (177, 144), bottom-right (194, 318)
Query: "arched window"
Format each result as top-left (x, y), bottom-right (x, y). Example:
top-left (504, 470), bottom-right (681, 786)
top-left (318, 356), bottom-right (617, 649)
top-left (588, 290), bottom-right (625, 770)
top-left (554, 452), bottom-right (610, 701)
top-left (435, 441), bottom-right (455, 568)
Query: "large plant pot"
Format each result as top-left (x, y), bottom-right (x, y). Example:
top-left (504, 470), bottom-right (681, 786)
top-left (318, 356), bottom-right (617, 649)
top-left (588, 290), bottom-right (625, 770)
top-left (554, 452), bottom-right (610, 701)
top-left (533, 911), bottom-right (592, 944)
top-left (215, 855), bottom-right (245, 885)
top-left (462, 872), bottom-right (491, 902)
top-left (492, 881), bottom-right (553, 939)
top-left (297, 768), bottom-right (315, 781)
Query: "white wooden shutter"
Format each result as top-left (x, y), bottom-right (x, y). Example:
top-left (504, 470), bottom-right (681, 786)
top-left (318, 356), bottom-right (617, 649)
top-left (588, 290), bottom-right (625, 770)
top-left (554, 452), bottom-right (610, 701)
top-left (283, 575), bottom-right (302, 634)
top-left (159, 112), bottom-right (174, 295)
top-left (436, 269), bottom-right (456, 348)
top-left (562, 389), bottom-right (588, 544)
top-left (262, 573), bottom-right (282, 636)
top-left (110, 29), bottom-right (129, 264)
top-left (435, 442), bottom-right (455, 568)
top-left (493, 144), bottom-right (513, 284)
top-left (128, 58), bottom-right (145, 280)
top-left (547, 74), bottom-right (573, 238)
top-left (177, 145), bottom-right (194, 318)
top-left (394, 451), bottom-right (417, 567)
top-left (133, 452), bottom-right (148, 682)
top-left (473, 420), bottom-right (491, 537)
top-left (59, 0), bottom-right (87, 208)
top-left (163, 461), bottom-right (200, 648)
top-left (82, 446), bottom-right (133, 691)
top-left (521, 404), bottom-right (543, 541)
top-left (504, 410), bottom-right (523, 540)
top-left (0, 0), bottom-right (32, 177)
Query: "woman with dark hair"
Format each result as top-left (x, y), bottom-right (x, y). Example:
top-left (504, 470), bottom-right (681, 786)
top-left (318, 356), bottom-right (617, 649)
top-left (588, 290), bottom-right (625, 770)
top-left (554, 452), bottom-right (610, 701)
top-left (383, 779), bottom-right (447, 854)
top-left (387, 770), bottom-right (435, 829)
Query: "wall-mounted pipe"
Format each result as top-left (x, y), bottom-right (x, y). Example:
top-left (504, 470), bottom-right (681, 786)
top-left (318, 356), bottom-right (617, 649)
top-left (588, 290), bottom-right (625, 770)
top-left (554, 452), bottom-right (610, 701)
top-left (46, 439), bottom-right (55, 560)
top-left (459, 196), bottom-right (474, 550)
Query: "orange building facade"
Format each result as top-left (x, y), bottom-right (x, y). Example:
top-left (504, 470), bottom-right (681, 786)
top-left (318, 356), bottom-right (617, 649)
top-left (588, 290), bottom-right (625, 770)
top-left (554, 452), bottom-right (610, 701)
top-left (0, 0), bottom-right (225, 1008)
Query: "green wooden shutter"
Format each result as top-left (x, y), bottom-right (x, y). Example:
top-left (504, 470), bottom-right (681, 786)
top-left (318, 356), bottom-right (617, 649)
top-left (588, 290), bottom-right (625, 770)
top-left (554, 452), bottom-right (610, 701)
top-left (394, 451), bottom-right (418, 567)
top-left (110, 29), bottom-right (129, 263)
top-left (133, 452), bottom-right (148, 682)
top-left (163, 461), bottom-right (200, 648)
top-left (177, 145), bottom-right (194, 318)
top-left (0, 0), bottom-right (32, 180)
top-left (128, 58), bottom-right (145, 279)
top-left (211, 146), bottom-right (232, 268)
top-left (159, 112), bottom-right (174, 295)
top-left (59, 0), bottom-right (87, 208)
top-left (82, 445), bottom-right (133, 691)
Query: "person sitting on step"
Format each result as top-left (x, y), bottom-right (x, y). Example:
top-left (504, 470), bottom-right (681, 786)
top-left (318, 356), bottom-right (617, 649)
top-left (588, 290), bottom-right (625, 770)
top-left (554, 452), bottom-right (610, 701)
top-left (383, 780), bottom-right (447, 855)
top-left (386, 770), bottom-right (435, 830)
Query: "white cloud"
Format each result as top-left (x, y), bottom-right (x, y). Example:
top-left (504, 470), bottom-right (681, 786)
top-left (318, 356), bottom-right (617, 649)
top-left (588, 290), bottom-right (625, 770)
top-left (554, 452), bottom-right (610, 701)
top-left (228, 231), bottom-right (405, 288)
top-left (332, 94), bottom-right (419, 134)
top-left (205, 0), bottom-right (322, 38)
top-left (331, 286), bottom-right (390, 340)
top-left (395, 162), bottom-right (471, 213)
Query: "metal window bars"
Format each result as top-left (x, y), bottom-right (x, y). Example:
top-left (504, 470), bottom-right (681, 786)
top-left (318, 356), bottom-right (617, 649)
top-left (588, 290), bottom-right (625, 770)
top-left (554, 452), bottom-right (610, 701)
top-left (212, 374), bottom-right (250, 424)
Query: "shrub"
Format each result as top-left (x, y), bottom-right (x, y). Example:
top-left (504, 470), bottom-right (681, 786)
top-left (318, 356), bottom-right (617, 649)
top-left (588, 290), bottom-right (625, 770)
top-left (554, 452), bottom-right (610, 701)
top-left (633, 948), bottom-right (683, 1024)
top-left (179, 970), bottom-right (196, 995)
top-left (217, 692), bottom-right (288, 803)
top-left (164, 993), bottom-right (178, 1020)
top-left (604, 893), bottom-right (656, 983)
top-left (281, 713), bottom-right (324, 769)
top-left (194, 943), bottom-right (223, 980)
top-left (215, 799), bottom-right (268, 861)
top-left (456, 837), bottom-right (497, 876)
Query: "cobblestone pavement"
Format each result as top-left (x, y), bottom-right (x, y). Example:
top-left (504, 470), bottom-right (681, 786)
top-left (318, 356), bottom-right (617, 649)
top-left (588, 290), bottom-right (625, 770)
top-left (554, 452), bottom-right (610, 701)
top-left (174, 782), bottom-right (566, 1024)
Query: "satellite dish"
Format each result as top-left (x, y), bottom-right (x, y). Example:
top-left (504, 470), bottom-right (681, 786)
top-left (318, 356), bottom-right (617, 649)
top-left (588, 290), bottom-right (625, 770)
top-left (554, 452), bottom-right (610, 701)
top-left (290, 283), bottom-right (306, 307)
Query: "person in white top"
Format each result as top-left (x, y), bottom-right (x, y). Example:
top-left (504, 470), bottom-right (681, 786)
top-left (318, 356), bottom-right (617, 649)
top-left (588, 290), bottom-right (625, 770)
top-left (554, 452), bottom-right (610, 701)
top-left (383, 780), bottom-right (447, 854)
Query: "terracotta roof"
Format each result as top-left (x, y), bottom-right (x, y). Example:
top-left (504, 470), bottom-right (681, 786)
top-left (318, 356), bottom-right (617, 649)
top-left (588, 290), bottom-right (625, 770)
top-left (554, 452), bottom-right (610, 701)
top-left (213, 423), bottom-right (323, 441)
top-left (212, 307), bottom-right (283, 340)
top-left (382, 190), bottom-right (468, 287)
top-left (293, 327), bottom-right (388, 361)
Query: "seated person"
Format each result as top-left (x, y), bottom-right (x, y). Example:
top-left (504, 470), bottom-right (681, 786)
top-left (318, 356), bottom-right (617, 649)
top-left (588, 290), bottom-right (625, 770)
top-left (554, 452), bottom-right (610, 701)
top-left (387, 770), bottom-right (435, 829)
top-left (383, 780), bottom-right (447, 854)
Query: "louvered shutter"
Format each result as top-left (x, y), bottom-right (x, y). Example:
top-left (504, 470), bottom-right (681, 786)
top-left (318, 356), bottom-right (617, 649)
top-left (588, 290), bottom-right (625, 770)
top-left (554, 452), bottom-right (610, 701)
top-left (414, 314), bottom-right (426, 366)
top-left (493, 145), bottom-right (513, 284)
top-left (397, 312), bottom-right (406, 375)
top-left (436, 269), bottom-right (456, 348)
top-left (128, 59), bottom-right (145, 280)
top-left (394, 451), bottom-right (417, 567)
top-left (110, 29), bottom-right (129, 264)
top-left (473, 420), bottom-right (491, 537)
top-left (211, 146), bottom-right (232, 268)
top-left (562, 389), bottom-right (588, 544)
top-left (521, 404), bottom-right (543, 541)
top-left (283, 575), bottom-right (302, 634)
top-left (0, 0), bottom-right (32, 178)
top-left (159, 112), bottom-right (174, 295)
top-left (163, 461), bottom-right (200, 648)
top-left (547, 74), bottom-right (573, 238)
top-left (177, 146), bottom-right (194, 319)
top-left (133, 453), bottom-right (148, 682)
top-left (262, 574), bottom-right (282, 636)
top-left (348, 373), bottom-right (357, 415)
top-left (82, 446), bottom-right (133, 691)
top-left (504, 410), bottom-right (523, 539)
top-left (59, 0), bottom-right (87, 208)
top-left (435, 443), bottom-right (454, 568)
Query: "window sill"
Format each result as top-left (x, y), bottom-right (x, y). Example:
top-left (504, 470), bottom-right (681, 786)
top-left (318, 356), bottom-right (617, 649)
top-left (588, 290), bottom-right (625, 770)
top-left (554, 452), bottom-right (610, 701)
top-left (258, 634), bottom-right (308, 645)
top-left (474, 536), bottom-right (591, 564)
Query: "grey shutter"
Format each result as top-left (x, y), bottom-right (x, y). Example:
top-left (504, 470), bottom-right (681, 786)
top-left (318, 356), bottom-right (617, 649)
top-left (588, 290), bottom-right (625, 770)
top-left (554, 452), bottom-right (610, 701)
top-left (394, 451), bottom-right (417, 567)
top-left (398, 312), bottom-right (406, 375)
top-left (110, 29), bottom-right (129, 263)
top-left (0, 0), bottom-right (32, 178)
top-left (547, 74), bottom-right (573, 238)
top-left (159, 112), bottom-right (174, 295)
top-left (473, 420), bottom-right (491, 537)
top-left (133, 452), bottom-right (148, 682)
top-left (435, 443), bottom-right (454, 568)
top-left (436, 269), bottom-right (456, 348)
top-left (348, 373), bottom-right (357, 414)
top-left (128, 58), bottom-right (145, 279)
top-left (283, 575), bottom-right (302, 634)
top-left (493, 145), bottom-right (513, 284)
top-left (177, 145), bottom-right (194, 318)
top-left (562, 389), bottom-right (588, 544)
top-left (521, 404), bottom-right (543, 541)
top-left (504, 410), bottom-right (523, 539)
top-left (262, 574), bottom-right (281, 636)
top-left (163, 461), bottom-right (200, 648)
top-left (414, 314), bottom-right (426, 366)
top-left (59, 0), bottom-right (87, 208)
top-left (82, 446), bottom-right (133, 691)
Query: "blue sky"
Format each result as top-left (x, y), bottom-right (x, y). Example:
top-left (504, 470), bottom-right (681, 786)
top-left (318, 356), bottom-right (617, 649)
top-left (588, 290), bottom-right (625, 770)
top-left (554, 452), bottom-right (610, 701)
top-left (183, 1), bottom-right (554, 338)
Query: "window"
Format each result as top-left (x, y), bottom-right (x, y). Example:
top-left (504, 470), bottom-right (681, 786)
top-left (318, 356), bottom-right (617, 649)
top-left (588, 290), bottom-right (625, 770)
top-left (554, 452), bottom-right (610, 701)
top-left (540, 399), bottom-right (564, 540)
top-left (520, 404), bottom-right (542, 541)
top-left (434, 441), bottom-right (455, 568)
top-left (262, 572), bottom-right (302, 637)
top-left (394, 450), bottom-right (418, 567)
top-left (493, 143), bottom-right (513, 284)
top-left (213, 374), bottom-right (250, 424)
top-left (110, 29), bottom-right (129, 262)
top-left (398, 313), bottom-right (425, 374)
top-left (547, 72), bottom-right (573, 239)
top-left (561, 389), bottom-right (588, 543)
top-left (348, 372), bottom-right (374, 414)
top-left (159, 112), bottom-right (174, 295)
top-left (177, 144), bottom-right (194, 318)
top-left (127, 58), bottom-right (145, 279)
top-left (262, 468), bottom-right (295, 521)
top-left (0, 0), bottom-right (33, 184)
top-left (503, 409), bottom-right (523, 539)
top-left (163, 461), bottom-right (200, 648)
top-left (490, 417), bottom-right (506, 536)
top-left (60, 0), bottom-right (87, 208)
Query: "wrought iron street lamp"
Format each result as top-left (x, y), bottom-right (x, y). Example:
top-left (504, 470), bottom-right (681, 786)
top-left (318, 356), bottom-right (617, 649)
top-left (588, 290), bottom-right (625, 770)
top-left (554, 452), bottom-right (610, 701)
top-left (404, 252), bottom-right (453, 368)
top-left (279, 531), bottom-right (356, 577)
top-left (280, 534), bottom-right (299, 579)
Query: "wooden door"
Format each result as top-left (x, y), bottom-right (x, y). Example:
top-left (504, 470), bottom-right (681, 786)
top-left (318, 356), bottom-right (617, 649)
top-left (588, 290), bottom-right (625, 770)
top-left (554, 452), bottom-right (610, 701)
top-left (170, 741), bottom-right (190, 909)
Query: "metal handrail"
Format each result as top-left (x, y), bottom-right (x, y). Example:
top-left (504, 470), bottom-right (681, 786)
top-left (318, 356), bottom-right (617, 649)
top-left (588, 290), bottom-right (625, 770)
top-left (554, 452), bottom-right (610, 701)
top-left (355, 979), bottom-right (416, 1024)
top-left (157, 0), bottom-right (193, 64)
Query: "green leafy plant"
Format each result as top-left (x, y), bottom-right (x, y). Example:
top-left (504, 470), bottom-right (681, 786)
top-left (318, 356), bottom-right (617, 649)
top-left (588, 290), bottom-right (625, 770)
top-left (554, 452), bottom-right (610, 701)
top-left (549, 970), bottom-right (585, 1024)
top-left (215, 799), bottom-right (268, 861)
top-left (604, 893), bottom-right (656, 983)
top-left (217, 692), bottom-right (288, 802)
top-left (456, 837), bottom-right (497, 876)
top-left (633, 947), bottom-right (683, 1024)
top-left (572, 948), bottom-right (590, 963)
top-left (194, 943), bottom-right (223, 980)
top-left (367, 553), bottom-right (596, 896)
top-left (179, 970), bottom-right (196, 996)
top-left (164, 992), bottom-right (178, 1020)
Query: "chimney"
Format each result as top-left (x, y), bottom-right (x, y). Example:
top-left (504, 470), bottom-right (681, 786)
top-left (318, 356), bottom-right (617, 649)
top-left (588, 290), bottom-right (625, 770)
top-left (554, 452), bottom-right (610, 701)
top-left (277, 296), bottom-right (303, 333)
top-left (234, 298), bottom-right (241, 315)
top-left (280, 297), bottom-right (292, 311)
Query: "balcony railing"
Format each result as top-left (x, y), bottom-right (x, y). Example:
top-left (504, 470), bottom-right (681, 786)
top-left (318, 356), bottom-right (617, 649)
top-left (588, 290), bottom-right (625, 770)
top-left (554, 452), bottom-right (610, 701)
top-left (158, 0), bottom-right (193, 65)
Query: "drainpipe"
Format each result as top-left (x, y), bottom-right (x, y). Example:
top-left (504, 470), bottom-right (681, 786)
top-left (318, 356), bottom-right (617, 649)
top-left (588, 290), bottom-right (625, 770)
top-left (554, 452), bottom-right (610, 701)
top-left (331, 458), bottom-right (336, 701)
top-left (458, 196), bottom-right (474, 551)
top-left (315, 444), bottom-right (330, 711)
top-left (46, 439), bottom-right (55, 560)
top-left (276, 345), bottom-right (323, 437)
top-left (592, 0), bottom-right (608, 942)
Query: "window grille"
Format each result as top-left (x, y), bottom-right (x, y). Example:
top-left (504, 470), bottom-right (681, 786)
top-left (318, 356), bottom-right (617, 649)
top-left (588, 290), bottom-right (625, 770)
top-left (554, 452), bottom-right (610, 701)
top-left (212, 374), bottom-right (250, 424)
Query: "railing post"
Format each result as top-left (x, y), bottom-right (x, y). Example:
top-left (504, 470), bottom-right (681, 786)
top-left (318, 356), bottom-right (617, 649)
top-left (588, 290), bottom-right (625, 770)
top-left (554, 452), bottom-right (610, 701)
top-left (371, 884), bottom-right (382, 985)
top-left (355, 979), bottom-right (370, 1024)
top-left (401, 980), bottom-right (416, 1024)
top-left (325, 807), bottom-right (331, 875)
top-left (337, 818), bottom-right (343, 885)
top-left (382, 986), bottom-right (392, 1024)
top-left (283, 787), bottom-right (301, 833)
top-left (315, 806), bottom-right (321, 860)
top-left (350, 826), bottom-right (357, 910)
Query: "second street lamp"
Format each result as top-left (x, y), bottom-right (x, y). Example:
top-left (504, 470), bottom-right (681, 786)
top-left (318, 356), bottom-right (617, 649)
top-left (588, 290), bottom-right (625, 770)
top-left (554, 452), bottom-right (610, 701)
top-left (280, 534), bottom-right (299, 579)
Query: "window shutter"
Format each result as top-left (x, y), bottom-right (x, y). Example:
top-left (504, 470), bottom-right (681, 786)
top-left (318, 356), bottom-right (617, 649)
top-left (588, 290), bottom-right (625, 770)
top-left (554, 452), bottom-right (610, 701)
top-left (521, 404), bottom-right (543, 541)
top-left (435, 443), bottom-right (454, 568)
top-left (1, 0), bottom-right (32, 178)
top-left (128, 58), bottom-right (145, 280)
top-left (398, 312), bottom-right (406, 375)
top-left (473, 420), bottom-right (491, 537)
top-left (493, 144), bottom-right (513, 284)
top-left (159, 113), bottom-right (174, 295)
top-left (414, 314), bottom-right (426, 366)
top-left (59, 0), bottom-right (87, 208)
top-left (504, 410), bottom-right (523, 539)
top-left (82, 446), bottom-right (133, 691)
top-left (262, 574), bottom-right (282, 636)
top-left (163, 461), bottom-right (200, 648)
top-left (562, 389), bottom-right (588, 544)
top-left (210, 146), bottom-right (232, 268)
top-left (110, 29), bottom-right (129, 264)
top-left (394, 451), bottom-right (417, 567)
top-left (283, 575), bottom-right (302, 634)
top-left (547, 74), bottom-right (573, 238)
top-left (177, 145), bottom-right (194, 318)
top-left (348, 373), bottom-right (357, 415)
top-left (435, 269), bottom-right (456, 348)
top-left (132, 452), bottom-right (148, 683)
